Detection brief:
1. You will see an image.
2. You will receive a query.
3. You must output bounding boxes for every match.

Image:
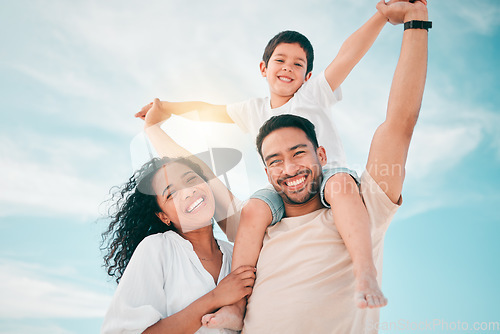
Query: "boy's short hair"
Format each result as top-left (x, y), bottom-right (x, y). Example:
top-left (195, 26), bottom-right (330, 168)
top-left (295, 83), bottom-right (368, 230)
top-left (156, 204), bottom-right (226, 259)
top-left (262, 30), bottom-right (314, 75)
top-left (256, 114), bottom-right (319, 161)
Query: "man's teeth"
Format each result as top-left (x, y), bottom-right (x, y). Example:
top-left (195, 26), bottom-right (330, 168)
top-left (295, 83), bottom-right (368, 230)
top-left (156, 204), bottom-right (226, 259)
top-left (286, 176), bottom-right (305, 187)
top-left (187, 198), bottom-right (204, 213)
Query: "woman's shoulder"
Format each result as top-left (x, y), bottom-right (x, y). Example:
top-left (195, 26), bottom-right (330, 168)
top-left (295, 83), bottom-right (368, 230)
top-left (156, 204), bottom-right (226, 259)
top-left (135, 231), bottom-right (180, 254)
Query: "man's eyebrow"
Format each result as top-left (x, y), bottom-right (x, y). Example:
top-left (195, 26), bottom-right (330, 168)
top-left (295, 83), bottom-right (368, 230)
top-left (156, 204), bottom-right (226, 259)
top-left (264, 153), bottom-right (279, 163)
top-left (290, 144), bottom-right (308, 151)
top-left (264, 144), bottom-right (308, 162)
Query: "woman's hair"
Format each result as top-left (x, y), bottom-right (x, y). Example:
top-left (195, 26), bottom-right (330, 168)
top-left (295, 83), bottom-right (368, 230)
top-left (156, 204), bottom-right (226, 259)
top-left (101, 156), bottom-right (207, 283)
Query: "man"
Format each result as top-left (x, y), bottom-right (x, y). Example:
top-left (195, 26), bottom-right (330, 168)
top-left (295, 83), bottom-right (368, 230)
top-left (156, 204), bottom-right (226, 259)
top-left (241, 1), bottom-right (430, 333)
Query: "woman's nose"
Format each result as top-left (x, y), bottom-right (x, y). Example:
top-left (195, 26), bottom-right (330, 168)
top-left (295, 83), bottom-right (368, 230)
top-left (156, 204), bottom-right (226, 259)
top-left (180, 187), bottom-right (196, 200)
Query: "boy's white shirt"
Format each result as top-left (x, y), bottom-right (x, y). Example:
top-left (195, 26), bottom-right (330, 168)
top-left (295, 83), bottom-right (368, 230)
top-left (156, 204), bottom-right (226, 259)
top-left (227, 71), bottom-right (347, 168)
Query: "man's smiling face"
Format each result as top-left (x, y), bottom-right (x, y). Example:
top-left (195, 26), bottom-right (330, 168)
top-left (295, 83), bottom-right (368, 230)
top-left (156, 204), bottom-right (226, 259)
top-left (261, 127), bottom-right (326, 205)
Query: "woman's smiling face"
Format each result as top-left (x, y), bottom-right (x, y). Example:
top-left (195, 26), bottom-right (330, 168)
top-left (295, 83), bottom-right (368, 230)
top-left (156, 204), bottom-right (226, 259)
top-left (151, 162), bottom-right (215, 233)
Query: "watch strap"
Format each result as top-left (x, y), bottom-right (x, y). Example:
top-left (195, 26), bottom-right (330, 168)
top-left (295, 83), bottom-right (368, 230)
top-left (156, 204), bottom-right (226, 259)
top-left (404, 20), bottom-right (432, 31)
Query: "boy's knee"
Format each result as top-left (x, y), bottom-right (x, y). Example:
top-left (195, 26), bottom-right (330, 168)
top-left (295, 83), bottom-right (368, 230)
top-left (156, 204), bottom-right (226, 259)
top-left (326, 173), bottom-right (359, 195)
top-left (241, 198), bottom-right (273, 221)
top-left (323, 172), bottom-right (361, 206)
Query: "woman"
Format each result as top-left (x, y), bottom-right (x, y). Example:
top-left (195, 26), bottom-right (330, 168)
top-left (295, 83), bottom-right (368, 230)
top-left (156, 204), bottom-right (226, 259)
top-left (101, 100), bottom-right (253, 333)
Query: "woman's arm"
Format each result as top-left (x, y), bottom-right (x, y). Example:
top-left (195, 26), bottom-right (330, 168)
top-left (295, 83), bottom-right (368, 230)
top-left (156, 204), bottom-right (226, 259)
top-left (103, 236), bottom-right (255, 334)
top-left (143, 98), bottom-right (241, 238)
top-left (144, 266), bottom-right (255, 334)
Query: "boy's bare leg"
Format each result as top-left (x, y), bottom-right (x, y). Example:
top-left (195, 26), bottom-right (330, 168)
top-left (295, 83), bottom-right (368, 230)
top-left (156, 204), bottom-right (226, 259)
top-left (324, 173), bottom-right (387, 308)
top-left (202, 198), bottom-right (272, 329)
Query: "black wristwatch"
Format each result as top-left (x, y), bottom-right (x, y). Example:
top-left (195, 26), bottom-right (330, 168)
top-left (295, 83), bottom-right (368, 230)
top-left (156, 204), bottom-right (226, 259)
top-left (404, 20), bottom-right (432, 31)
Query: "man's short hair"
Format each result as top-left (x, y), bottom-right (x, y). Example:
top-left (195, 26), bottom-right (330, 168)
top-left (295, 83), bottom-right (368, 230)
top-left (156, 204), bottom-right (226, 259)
top-left (256, 114), bottom-right (319, 161)
top-left (262, 30), bottom-right (314, 75)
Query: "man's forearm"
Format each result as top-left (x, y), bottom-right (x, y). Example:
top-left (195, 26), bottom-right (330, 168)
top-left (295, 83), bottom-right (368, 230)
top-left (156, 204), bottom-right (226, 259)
top-left (386, 9), bottom-right (428, 124)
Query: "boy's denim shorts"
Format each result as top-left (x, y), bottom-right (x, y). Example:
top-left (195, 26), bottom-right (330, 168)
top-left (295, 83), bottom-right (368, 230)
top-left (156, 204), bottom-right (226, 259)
top-left (250, 165), bottom-right (360, 226)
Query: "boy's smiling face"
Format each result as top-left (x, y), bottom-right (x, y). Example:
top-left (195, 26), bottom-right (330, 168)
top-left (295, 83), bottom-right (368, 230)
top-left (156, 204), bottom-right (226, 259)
top-left (260, 43), bottom-right (312, 106)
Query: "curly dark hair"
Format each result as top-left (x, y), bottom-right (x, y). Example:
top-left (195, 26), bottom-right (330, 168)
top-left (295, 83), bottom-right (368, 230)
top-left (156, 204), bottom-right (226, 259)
top-left (101, 156), bottom-right (207, 284)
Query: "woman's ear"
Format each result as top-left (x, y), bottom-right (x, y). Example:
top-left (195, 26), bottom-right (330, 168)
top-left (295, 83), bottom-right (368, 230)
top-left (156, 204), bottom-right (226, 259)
top-left (156, 212), bottom-right (171, 226)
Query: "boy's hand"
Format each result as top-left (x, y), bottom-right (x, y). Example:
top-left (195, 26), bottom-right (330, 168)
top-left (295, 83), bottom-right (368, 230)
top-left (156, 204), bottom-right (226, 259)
top-left (143, 98), bottom-right (172, 128)
top-left (135, 102), bottom-right (154, 120)
top-left (377, 0), bottom-right (428, 25)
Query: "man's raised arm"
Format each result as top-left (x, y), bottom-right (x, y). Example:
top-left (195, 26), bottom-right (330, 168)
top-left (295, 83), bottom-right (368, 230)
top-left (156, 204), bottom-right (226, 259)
top-left (366, 0), bottom-right (430, 203)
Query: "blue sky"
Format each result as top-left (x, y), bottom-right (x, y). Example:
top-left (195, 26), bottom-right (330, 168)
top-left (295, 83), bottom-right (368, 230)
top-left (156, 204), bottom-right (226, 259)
top-left (1, 1), bottom-right (499, 333)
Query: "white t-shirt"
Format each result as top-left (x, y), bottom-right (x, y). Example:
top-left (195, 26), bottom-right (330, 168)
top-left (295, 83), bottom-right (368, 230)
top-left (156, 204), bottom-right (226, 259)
top-left (242, 171), bottom-right (401, 334)
top-left (227, 71), bottom-right (346, 167)
top-left (101, 231), bottom-right (235, 334)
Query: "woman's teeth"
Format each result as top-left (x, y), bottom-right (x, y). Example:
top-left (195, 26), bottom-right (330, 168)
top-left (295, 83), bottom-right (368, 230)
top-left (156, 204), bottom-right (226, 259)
top-left (187, 197), bottom-right (204, 213)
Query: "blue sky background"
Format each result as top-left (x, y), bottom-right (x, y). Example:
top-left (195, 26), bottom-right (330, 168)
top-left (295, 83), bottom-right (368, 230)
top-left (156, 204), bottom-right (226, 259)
top-left (1, 1), bottom-right (499, 333)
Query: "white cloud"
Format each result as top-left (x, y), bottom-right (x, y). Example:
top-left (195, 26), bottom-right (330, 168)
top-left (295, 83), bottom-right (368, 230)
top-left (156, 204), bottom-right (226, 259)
top-left (0, 132), bottom-right (129, 219)
top-left (407, 124), bottom-right (482, 179)
top-left (454, 1), bottom-right (500, 35)
top-left (0, 260), bottom-right (110, 319)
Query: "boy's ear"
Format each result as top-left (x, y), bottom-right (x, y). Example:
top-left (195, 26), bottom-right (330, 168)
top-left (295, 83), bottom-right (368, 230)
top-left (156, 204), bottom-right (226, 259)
top-left (259, 61), bottom-right (267, 78)
top-left (304, 72), bottom-right (312, 82)
top-left (316, 146), bottom-right (327, 167)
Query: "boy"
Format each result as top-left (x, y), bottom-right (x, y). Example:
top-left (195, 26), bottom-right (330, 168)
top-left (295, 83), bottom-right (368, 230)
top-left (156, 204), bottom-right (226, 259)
top-left (137, 2), bottom-right (406, 329)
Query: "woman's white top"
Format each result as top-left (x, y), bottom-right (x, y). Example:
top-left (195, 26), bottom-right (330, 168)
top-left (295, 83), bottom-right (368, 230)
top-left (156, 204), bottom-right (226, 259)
top-left (101, 231), bottom-right (235, 334)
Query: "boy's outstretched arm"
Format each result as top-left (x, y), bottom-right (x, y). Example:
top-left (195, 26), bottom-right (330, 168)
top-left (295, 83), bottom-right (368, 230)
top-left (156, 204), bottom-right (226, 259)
top-left (324, 0), bottom-right (420, 92)
top-left (136, 101), bottom-right (233, 124)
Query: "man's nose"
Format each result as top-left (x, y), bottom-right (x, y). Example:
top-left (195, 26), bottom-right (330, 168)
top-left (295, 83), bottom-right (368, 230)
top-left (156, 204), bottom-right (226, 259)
top-left (283, 161), bottom-right (299, 176)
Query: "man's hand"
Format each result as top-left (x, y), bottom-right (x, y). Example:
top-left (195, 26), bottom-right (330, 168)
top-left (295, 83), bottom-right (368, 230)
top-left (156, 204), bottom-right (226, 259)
top-left (377, 0), bottom-right (428, 25)
top-left (142, 98), bottom-right (172, 129)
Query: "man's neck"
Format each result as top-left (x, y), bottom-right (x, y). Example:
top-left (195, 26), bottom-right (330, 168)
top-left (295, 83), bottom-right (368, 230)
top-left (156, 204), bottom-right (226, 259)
top-left (283, 195), bottom-right (324, 218)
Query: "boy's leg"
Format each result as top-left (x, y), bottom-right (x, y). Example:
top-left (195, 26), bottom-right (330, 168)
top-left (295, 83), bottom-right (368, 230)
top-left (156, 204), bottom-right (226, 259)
top-left (322, 167), bottom-right (387, 308)
top-left (202, 188), bottom-right (284, 329)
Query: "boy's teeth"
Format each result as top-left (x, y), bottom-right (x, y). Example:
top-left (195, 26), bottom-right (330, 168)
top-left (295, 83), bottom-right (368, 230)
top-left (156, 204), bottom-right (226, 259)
top-left (279, 76), bottom-right (291, 82)
top-left (187, 198), bottom-right (204, 213)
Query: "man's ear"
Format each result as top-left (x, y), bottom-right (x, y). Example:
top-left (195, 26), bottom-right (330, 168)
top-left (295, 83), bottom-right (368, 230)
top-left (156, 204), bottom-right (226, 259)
top-left (265, 167), bottom-right (273, 184)
top-left (304, 71), bottom-right (312, 82)
top-left (259, 61), bottom-right (267, 78)
top-left (317, 146), bottom-right (327, 167)
top-left (156, 212), bottom-right (171, 226)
